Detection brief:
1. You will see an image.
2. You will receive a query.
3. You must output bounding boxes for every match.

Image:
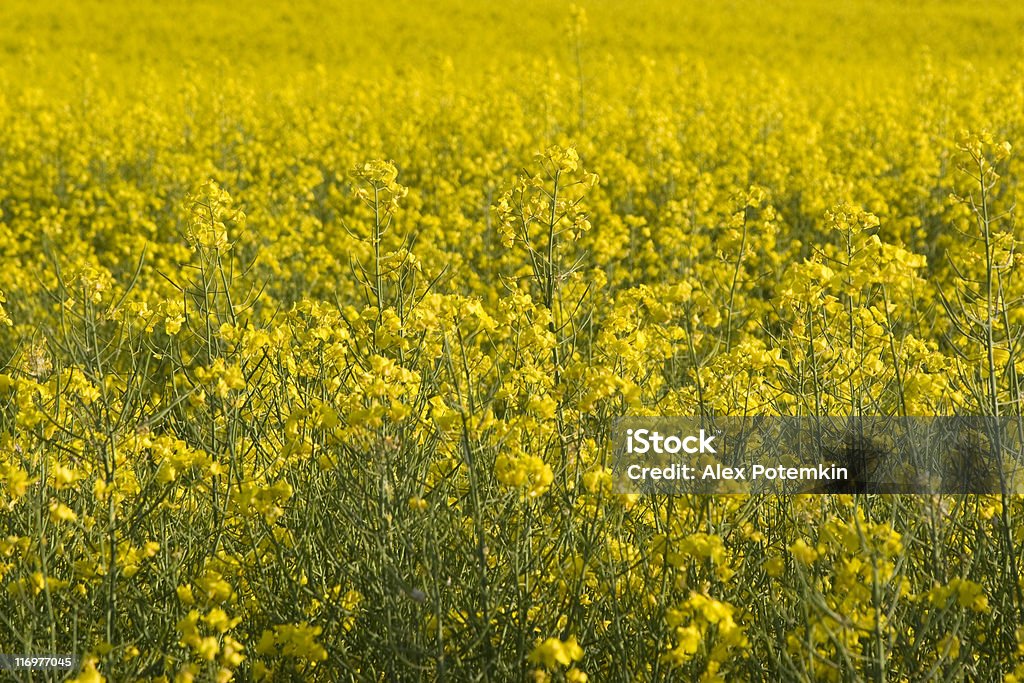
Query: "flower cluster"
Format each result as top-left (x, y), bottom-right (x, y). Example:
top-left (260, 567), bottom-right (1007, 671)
top-left (2, 0), bottom-right (1024, 681)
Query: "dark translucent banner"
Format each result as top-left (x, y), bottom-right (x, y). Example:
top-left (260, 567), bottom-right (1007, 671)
top-left (611, 417), bottom-right (1024, 494)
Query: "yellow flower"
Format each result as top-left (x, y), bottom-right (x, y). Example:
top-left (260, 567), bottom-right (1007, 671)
top-left (2, 464), bottom-right (32, 502)
top-left (0, 289), bottom-right (11, 326)
top-left (69, 657), bottom-right (106, 683)
top-left (49, 501), bottom-right (78, 523)
top-left (763, 556), bottom-right (785, 578)
top-left (789, 538), bottom-right (818, 565)
top-left (496, 454), bottom-right (554, 498)
top-left (177, 584), bottom-right (195, 606)
top-left (529, 635), bottom-right (584, 669)
top-left (566, 668), bottom-right (589, 683)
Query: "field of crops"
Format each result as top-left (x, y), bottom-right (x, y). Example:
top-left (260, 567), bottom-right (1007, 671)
top-left (2, 1), bottom-right (1024, 680)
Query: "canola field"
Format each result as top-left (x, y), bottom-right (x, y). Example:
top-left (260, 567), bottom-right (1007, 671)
top-left (2, 1), bottom-right (1024, 680)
